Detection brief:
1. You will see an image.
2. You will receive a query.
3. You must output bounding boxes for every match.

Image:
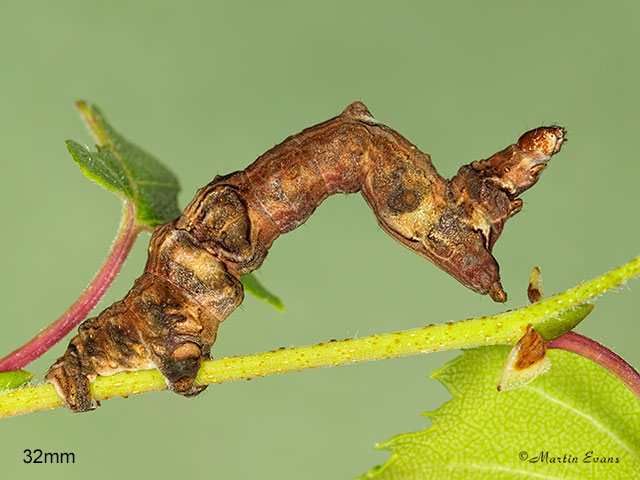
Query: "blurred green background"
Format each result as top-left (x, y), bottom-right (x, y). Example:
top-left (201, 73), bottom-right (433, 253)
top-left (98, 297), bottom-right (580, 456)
top-left (1, 1), bottom-right (639, 478)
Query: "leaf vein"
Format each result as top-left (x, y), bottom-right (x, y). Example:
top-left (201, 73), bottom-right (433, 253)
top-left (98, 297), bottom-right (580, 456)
top-left (526, 385), bottom-right (639, 465)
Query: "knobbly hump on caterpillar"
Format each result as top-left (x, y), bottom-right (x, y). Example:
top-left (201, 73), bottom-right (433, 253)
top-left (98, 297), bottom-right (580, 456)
top-left (46, 219), bottom-right (246, 413)
top-left (46, 101), bottom-right (565, 412)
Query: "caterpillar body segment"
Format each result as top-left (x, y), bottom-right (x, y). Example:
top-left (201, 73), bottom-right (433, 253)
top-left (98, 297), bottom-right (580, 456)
top-left (46, 102), bottom-right (565, 412)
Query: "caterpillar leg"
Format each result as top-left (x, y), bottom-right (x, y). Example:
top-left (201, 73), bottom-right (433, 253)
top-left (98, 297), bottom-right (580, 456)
top-left (46, 281), bottom-right (217, 411)
top-left (46, 273), bottom-right (225, 411)
top-left (46, 222), bottom-right (244, 412)
top-left (46, 302), bottom-right (153, 412)
top-left (123, 273), bottom-right (219, 397)
top-left (46, 337), bottom-right (98, 413)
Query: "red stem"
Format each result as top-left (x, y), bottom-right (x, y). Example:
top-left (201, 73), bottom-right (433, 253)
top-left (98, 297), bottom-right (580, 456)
top-left (0, 201), bottom-right (140, 371)
top-left (548, 331), bottom-right (640, 401)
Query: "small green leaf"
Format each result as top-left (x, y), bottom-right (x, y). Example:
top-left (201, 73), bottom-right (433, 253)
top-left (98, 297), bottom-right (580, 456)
top-left (359, 346), bottom-right (640, 479)
top-left (0, 370), bottom-right (34, 392)
top-left (241, 273), bottom-right (284, 312)
top-left (536, 303), bottom-right (594, 340)
top-left (67, 101), bottom-right (181, 227)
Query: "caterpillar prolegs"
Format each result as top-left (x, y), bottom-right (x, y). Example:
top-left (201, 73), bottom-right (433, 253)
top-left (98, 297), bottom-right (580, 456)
top-left (46, 102), bottom-right (565, 412)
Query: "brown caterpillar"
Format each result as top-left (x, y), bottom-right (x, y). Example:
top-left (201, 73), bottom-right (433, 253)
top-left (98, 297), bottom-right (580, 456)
top-left (46, 102), bottom-right (565, 412)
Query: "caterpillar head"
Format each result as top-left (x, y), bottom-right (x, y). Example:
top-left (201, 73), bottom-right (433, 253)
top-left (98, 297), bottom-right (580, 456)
top-left (471, 126), bottom-right (566, 198)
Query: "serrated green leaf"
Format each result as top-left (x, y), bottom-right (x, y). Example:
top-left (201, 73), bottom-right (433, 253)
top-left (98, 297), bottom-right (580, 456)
top-left (241, 273), bottom-right (284, 312)
top-left (67, 101), bottom-right (181, 227)
top-left (0, 370), bottom-right (34, 392)
top-left (359, 346), bottom-right (640, 480)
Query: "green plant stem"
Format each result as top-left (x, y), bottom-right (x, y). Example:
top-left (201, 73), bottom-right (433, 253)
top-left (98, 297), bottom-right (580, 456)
top-left (1, 255), bottom-right (638, 420)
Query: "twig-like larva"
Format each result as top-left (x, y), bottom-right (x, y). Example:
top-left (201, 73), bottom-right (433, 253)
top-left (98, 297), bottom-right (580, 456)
top-left (46, 102), bottom-right (565, 412)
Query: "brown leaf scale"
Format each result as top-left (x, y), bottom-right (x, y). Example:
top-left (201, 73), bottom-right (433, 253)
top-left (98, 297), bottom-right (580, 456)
top-left (46, 101), bottom-right (565, 412)
top-left (514, 325), bottom-right (547, 370)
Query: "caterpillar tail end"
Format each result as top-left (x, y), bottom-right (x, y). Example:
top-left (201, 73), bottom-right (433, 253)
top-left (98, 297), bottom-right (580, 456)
top-left (45, 348), bottom-right (99, 413)
top-left (45, 345), bottom-right (209, 413)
